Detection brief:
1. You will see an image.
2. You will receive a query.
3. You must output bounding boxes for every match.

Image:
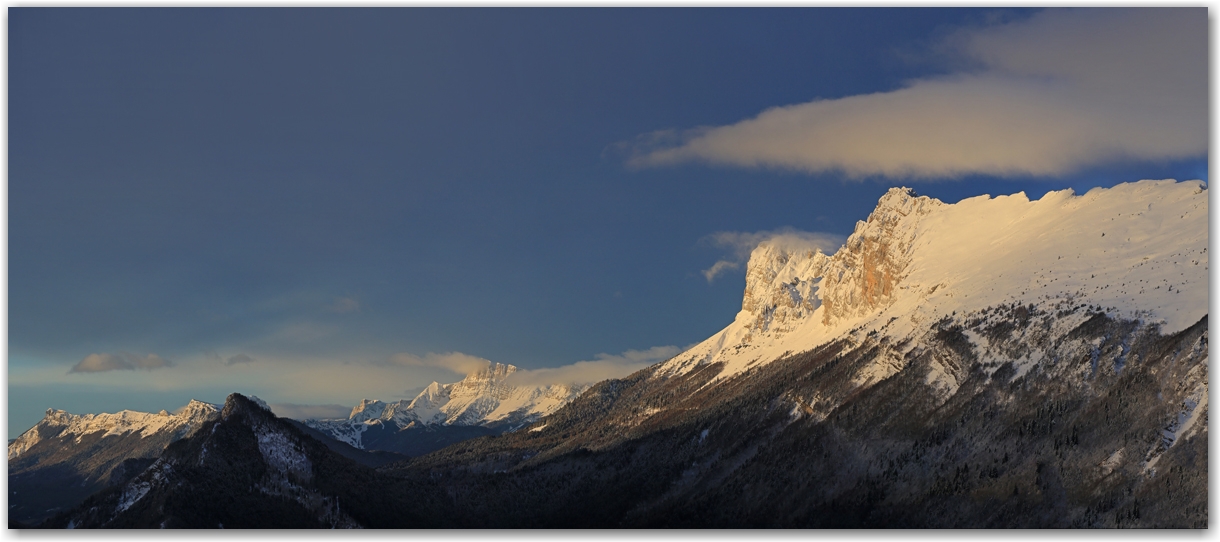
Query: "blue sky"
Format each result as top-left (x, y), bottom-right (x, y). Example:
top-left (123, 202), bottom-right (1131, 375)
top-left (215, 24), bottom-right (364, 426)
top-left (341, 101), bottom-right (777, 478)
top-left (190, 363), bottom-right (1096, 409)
top-left (8, 8), bottom-right (1206, 437)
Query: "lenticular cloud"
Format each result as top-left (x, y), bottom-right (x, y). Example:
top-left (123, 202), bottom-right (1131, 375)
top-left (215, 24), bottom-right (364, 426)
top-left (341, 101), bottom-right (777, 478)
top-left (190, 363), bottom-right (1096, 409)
top-left (627, 8), bottom-right (1205, 179)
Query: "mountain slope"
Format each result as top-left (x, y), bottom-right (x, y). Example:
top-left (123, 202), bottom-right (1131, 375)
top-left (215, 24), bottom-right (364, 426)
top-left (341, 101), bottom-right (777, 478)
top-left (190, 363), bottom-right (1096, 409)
top-left (281, 419), bottom-right (409, 468)
top-left (386, 312), bottom-right (1205, 527)
top-left (8, 400), bottom-right (220, 524)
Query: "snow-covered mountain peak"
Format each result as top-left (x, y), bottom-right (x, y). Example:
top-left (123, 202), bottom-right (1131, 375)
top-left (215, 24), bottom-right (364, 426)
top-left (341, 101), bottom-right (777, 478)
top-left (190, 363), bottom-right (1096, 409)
top-left (348, 399), bottom-right (388, 422)
top-left (661, 179), bottom-right (1207, 381)
top-left (465, 362), bottom-right (517, 382)
top-left (418, 381), bottom-right (445, 399)
top-left (180, 399), bottom-right (221, 421)
top-left (874, 186), bottom-right (937, 210)
top-left (405, 381), bottom-right (449, 414)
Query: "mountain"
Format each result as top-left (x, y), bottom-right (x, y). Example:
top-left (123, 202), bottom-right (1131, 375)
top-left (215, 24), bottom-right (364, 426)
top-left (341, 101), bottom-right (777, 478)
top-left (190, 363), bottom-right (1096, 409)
top-left (661, 180), bottom-right (1207, 382)
top-left (378, 180), bottom-right (1206, 527)
top-left (303, 361), bottom-right (585, 455)
top-left (38, 180), bottom-right (1208, 528)
top-left (41, 394), bottom-right (457, 529)
top-left (8, 400), bottom-right (220, 524)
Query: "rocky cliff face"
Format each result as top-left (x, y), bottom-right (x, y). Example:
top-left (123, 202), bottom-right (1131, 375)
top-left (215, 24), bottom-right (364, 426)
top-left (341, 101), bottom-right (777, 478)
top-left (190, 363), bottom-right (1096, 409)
top-left (818, 187), bottom-right (939, 325)
top-left (739, 243), bottom-right (829, 340)
top-left (732, 187), bottom-right (936, 341)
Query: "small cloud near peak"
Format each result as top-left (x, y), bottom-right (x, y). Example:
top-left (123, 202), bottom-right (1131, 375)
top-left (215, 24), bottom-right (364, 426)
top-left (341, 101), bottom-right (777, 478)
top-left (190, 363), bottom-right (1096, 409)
top-left (390, 351), bottom-right (493, 376)
top-left (701, 228), bottom-right (845, 283)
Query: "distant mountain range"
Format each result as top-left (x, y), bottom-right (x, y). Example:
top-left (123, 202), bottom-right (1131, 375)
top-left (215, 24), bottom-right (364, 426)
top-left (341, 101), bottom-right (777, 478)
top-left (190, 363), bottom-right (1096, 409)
top-left (7, 363), bottom-right (577, 523)
top-left (302, 362), bottom-right (585, 455)
top-left (14, 180), bottom-right (1208, 528)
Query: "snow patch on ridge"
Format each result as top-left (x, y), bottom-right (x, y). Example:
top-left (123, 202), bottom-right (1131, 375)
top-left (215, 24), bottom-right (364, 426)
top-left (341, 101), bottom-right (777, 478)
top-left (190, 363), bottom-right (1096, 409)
top-left (254, 422), bottom-right (312, 481)
top-left (116, 457), bottom-right (174, 514)
top-left (9, 400), bottom-right (220, 460)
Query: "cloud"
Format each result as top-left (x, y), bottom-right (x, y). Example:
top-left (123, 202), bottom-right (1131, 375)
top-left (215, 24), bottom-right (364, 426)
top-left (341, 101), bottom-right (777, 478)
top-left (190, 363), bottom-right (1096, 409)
top-left (68, 352), bottom-right (174, 374)
top-left (269, 403), bottom-right (352, 421)
top-left (226, 354), bottom-right (255, 366)
top-left (625, 8), bottom-right (1204, 179)
top-left (701, 228), bottom-right (846, 283)
top-left (68, 353), bottom-right (129, 373)
top-left (131, 354), bottom-right (172, 370)
top-left (328, 297), bottom-right (360, 314)
top-left (390, 351), bottom-right (492, 376)
top-left (505, 345), bottom-right (684, 387)
top-left (701, 260), bottom-right (741, 283)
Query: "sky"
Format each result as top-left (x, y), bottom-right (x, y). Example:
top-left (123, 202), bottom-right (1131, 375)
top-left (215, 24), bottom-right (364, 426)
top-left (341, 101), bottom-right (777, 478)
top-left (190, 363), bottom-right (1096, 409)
top-left (7, 8), bottom-right (1208, 437)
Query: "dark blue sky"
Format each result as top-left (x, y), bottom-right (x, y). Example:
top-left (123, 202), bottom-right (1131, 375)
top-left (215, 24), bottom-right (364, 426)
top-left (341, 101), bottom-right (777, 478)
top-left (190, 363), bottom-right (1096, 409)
top-left (9, 8), bottom-right (1206, 435)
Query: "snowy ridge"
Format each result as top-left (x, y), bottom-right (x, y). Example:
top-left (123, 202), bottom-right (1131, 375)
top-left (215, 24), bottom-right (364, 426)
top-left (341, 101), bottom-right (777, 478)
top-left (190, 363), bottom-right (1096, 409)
top-left (660, 180), bottom-right (1208, 381)
top-left (8, 399), bottom-right (220, 460)
top-left (305, 362), bottom-right (586, 449)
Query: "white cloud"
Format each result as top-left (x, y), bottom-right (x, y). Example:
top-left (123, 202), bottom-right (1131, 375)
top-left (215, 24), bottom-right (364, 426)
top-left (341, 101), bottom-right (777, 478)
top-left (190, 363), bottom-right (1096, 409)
top-left (627, 8), bottom-right (1204, 179)
top-left (701, 260), bottom-right (740, 283)
top-left (68, 353), bottom-right (129, 373)
top-left (389, 351), bottom-right (493, 376)
top-left (701, 228), bottom-right (845, 283)
top-left (68, 352), bottom-right (173, 374)
top-left (505, 345), bottom-right (684, 387)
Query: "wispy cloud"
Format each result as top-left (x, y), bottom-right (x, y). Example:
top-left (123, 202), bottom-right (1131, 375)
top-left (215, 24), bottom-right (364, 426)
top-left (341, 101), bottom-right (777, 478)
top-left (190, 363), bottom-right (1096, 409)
top-left (701, 260), bottom-right (741, 283)
top-left (389, 351), bottom-right (493, 376)
top-left (68, 352), bottom-right (173, 374)
top-left (701, 228), bottom-right (845, 283)
top-left (625, 9), bottom-right (1204, 179)
top-left (505, 345), bottom-right (684, 387)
